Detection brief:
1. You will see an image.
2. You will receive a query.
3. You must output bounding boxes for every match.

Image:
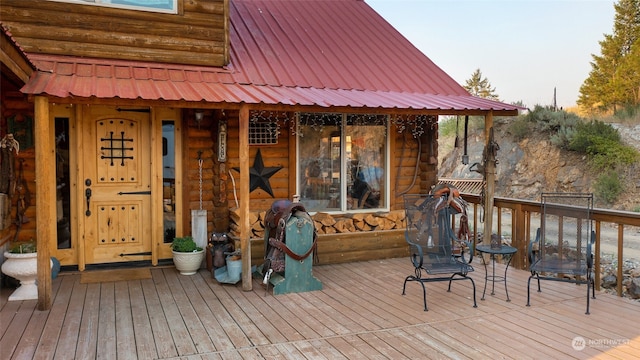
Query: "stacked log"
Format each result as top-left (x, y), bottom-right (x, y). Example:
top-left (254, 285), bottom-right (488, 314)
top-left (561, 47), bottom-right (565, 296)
top-left (228, 208), bottom-right (406, 239)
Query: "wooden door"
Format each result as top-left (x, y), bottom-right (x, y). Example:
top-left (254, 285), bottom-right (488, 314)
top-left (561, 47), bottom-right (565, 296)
top-left (80, 106), bottom-right (152, 265)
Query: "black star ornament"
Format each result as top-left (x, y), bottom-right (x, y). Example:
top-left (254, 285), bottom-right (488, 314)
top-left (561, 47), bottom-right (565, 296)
top-left (233, 149), bottom-right (282, 197)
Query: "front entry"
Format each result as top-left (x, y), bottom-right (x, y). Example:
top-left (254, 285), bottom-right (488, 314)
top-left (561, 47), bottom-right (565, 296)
top-left (79, 106), bottom-right (152, 265)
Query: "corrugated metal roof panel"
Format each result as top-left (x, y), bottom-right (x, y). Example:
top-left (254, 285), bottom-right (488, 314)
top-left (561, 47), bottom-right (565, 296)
top-left (22, 54), bottom-right (519, 111)
top-left (20, 0), bottom-right (522, 112)
top-left (228, 0), bottom-right (468, 94)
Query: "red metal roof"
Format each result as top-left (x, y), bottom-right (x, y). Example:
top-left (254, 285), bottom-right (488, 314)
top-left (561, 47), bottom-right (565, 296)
top-left (20, 0), bottom-right (521, 113)
top-left (1, 23), bottom-right (36, 72)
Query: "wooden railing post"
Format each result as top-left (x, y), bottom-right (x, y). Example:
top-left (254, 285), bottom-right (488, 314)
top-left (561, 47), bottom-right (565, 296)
top-left (512, 204), bottom-right (527, 270)
top-left (595, 221), bottom-right (601, 291)
top-left (617, 224), bottom-right (624, 297)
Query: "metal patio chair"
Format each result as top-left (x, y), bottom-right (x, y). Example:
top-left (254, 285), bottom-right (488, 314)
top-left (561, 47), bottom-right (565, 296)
top-left (527, 192), bottom-right (596, 314)
top-left (402, 193), bottom-right (477, 311)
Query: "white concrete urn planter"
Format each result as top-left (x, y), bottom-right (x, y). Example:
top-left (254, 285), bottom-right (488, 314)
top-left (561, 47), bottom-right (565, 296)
top-left (2, 252), bottom-right (52, 301)
top-left (172, 249), bottom-right (205, 275)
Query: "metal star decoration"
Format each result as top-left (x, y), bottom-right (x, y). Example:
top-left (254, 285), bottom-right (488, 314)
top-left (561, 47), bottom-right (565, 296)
top-left (233, 149), bottom-right (282, 197)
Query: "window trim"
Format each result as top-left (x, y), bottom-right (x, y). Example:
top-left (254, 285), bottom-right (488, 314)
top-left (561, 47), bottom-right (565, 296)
top-left (47, 0), bottom-right (179, 14)
top-left (296, 112), bottom-right (390, 213)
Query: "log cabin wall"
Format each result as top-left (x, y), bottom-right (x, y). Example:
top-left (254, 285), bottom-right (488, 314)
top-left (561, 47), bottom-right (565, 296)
top-left (224, 112), bottom-right (292, 214)
top-left (419, 124), bottom-right (439, 195)
top-left (221, 112), bottom-right (437, 264)
top-left (390, 123), bottom-right (438, 210)
top-left (391, 119), bottom-right (439, 209)
top-left (182, 109), bottom-right (216, 238)
top-left (222, 113), bottom-right (438, 216)
top-left (0, 0), bottom-right (229, 67)
top-left (0, 77), bottom-right (36, 245)
top-left (210, 109), bottom-right (231, 232)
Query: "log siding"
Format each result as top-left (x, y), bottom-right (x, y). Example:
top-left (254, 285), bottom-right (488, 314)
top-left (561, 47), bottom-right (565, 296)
top-left (0, 0), bottom-right (229, 67)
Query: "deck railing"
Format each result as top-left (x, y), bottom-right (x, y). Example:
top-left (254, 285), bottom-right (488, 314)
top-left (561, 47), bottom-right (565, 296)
top-left (461, 194), bottom-right (640, 297)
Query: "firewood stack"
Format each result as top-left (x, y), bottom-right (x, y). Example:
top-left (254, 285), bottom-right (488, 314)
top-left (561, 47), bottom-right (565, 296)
top-left (229, 208), bottom-right (406, 239)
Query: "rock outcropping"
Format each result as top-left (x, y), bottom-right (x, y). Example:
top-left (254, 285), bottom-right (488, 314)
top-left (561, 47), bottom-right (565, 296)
top-left (438, 119), bottom-right (640, 211)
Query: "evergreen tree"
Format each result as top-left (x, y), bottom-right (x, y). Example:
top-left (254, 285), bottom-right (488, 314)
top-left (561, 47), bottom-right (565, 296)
top-left (578, 0), bottom-right (640, 112)
top-left (463, 68), bottom-right (500, 100)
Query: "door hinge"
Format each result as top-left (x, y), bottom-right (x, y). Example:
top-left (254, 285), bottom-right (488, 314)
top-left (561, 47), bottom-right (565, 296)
top-left (117, 191), bottom-right (151, 195)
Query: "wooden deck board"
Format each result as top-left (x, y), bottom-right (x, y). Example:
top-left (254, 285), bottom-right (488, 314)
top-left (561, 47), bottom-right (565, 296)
top-left (155, 268), bottom-right (198, 356)
top-left (115, 281), bottom-right (138, 360)
top-left (11, 301), bottom-right (47, 360)
top-left (183, 274), bottom-right (237, 352)
top-left (75, 282), bottom-right (101, 359)
top-left (97, 281), bottom-right (117, 360)
top-left (0, 299), bottom-right (36, 357)
top-left (193, 276), bottom-right (253, 351)
top-left (169, 273), bottom-right (216, 354)
top-left (34, 274), bottom-right (74, 359)
top-left (140, 274), bottom-right (178, 358)
top-left (128, 280), bottom-right (158, 360)
top-left (54, 281), bottom-right (87, 360)
top-left (1, 257), bottom-right (639, 359)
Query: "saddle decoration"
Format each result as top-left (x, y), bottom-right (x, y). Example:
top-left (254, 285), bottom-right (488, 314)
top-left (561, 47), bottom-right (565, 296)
top-left (263, 200), bottom-right (318, 275)
top-left (431, 183), bottom-right (472, 256)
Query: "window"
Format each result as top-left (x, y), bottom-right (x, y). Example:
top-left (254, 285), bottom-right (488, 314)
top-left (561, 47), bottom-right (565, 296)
top-left (162, 121), bottom-right (176, 243)
top-left (249, 121), bottom-right (278, 145)
top-left (55, 118), bottom-right (72, 249)
top-left (298, 113), bottom-right (388, 212)
top-left (48, 0), bottom-right (178, 14)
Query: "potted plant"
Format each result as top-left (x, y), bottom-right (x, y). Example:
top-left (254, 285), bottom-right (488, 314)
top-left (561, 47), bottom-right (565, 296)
top-left (171, 236), bottom-right (205, 275)
top-left (1, 239), bottom-right (52, 301)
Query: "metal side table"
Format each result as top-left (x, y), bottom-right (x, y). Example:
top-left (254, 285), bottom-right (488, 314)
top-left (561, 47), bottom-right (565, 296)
top-left (476, 244), bottom-right (518, 302)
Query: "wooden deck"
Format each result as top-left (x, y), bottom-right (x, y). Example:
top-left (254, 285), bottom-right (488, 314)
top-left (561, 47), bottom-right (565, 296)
top-left (1, 257), bottom-right (639, 360)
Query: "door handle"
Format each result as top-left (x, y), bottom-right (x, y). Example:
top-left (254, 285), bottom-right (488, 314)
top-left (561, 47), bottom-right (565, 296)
top-left (85, 188), bottom-right (92, 216)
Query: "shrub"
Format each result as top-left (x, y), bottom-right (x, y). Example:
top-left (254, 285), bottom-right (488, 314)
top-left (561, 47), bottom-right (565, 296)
top-left (568, 120), bottom-right (620, 153)
top-left (613, 104), bottom-right (640, 121)
top-left (526, 105), bottom-right (580, 133)
top-left (508, 118), bottom-right (530, 141)
top-left (549, 125), bottom-right (576, 148)
top-left (594, 171), bottom-right (623, 204)
top-left (587, 138), bottom-right (639, 171)
top-left (9, 239), bottom-right (37, 253)
top-left (438, 116), bottom-right (458, 137)
top-left (171, 236), bottom-right (202, 252)
top-left (438, 115), bottom-right (484, 138)
top-left (563, 120), bottom-right (638, 171)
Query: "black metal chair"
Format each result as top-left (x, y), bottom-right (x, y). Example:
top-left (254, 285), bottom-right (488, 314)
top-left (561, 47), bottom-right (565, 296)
top-left (402, 194), bottom-right (477, 311)
top-left (527, 192), bottom-right (596, 314)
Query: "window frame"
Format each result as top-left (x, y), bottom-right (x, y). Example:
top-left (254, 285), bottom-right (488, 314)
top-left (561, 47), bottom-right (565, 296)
top-left (47, 0), bottom-right (179, 14)
top-left (296, 112), bottom-right (390, 213)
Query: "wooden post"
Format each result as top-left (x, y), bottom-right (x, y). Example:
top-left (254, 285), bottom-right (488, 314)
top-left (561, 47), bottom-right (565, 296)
top-left (239, 104), bottom-right (252, 291)
top-left (35, 96), bottom-right (54, 310)
top-left (512, 203), bottom-right (526, 269)
top-left (483, 111), bottom-right (495, 248)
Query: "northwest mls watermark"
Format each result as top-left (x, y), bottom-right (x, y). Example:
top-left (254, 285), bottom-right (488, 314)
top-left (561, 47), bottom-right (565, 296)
top-left (572, 336), bottom-right (630, 351)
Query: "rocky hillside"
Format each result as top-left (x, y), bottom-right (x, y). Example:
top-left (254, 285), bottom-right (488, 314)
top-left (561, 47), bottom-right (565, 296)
top-left (437, 119), bottom-right (640, 211)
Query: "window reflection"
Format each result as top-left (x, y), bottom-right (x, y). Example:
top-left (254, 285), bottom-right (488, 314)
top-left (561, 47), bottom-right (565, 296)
top-left (55, 118), bottom-right (71, 249)
top-left (298, 113), bottom-right (387, 212)
top-left (298, 114), bottom-right (341, 212)
top-left (162, 121), bottom-right (176, 243)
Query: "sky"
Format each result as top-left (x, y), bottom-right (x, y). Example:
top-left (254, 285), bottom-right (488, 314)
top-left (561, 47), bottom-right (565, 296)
top-left (367, 0), bottom-right (617, 109)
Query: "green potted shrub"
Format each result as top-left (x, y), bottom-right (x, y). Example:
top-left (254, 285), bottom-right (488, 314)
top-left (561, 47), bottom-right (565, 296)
top-left (171, 236), bottom-right (204, 275)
